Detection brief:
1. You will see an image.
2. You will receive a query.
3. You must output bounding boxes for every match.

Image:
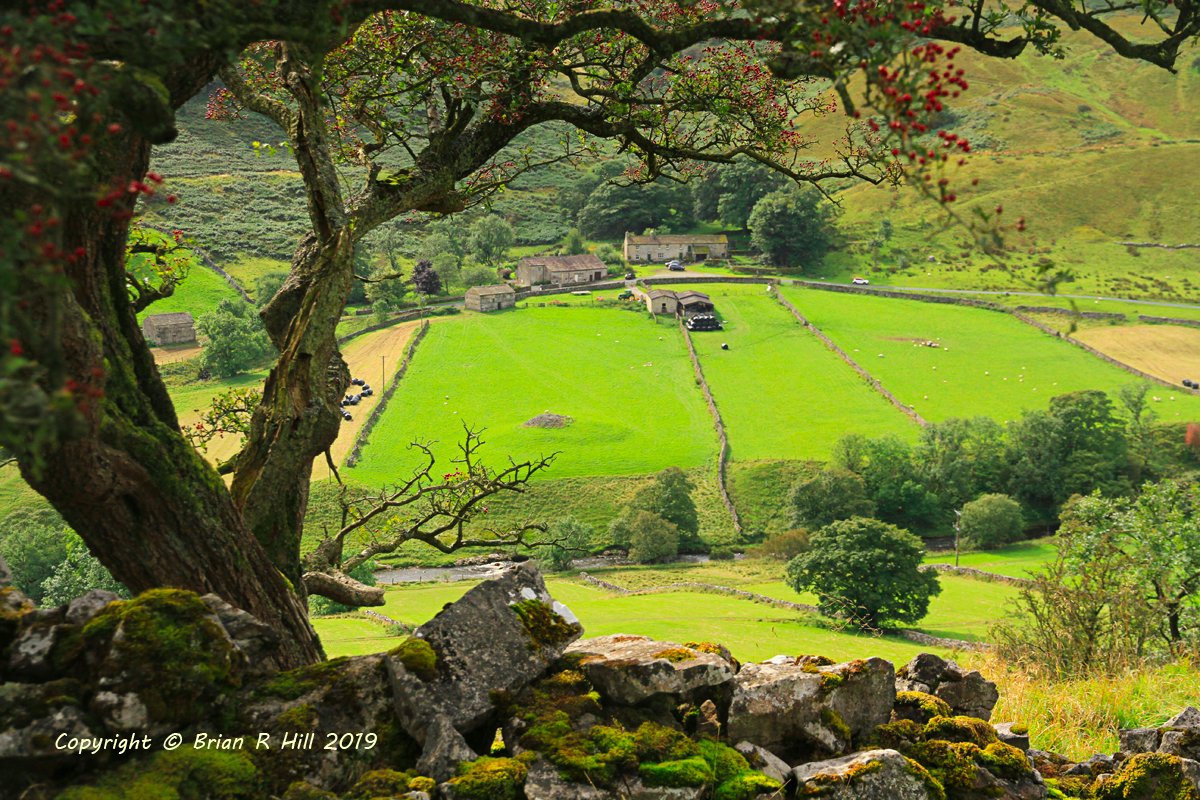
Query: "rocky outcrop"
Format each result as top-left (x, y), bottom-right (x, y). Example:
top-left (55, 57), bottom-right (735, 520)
top-left (791, 749), bottom-right (938, 799)
top-left (896, 653), bottom-right (999, 721)
top-left (565, 635), bottom-right (736, 707)
top-left (727, 655), bottom-right (894, 758)
top-left (387, 562), bottom-right (583, 779)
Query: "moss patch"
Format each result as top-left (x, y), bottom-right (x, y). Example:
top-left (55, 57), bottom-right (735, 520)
top-left (56, 746), bottom-right (260, 799)
top-left (389, 637), bottom-right (438, 681)
top-left (923, 715), bottom-right (1000, 747)
top-left (81, 589), bottom-right (241, 725)
top-left (698, 739), bottom-right (783, 800)
top-left (343, 768), bottom-right (433, 799)
top-left (820, 708), bottom-right (852, 745)
top-left (446, 756), bottom-right (530, 800)
top-left (653, 646), bottom-right (698, 663)
top-left (256, 657), bottom-right (352, 701)
top-left (510, 599), bottom-right (578, 648)
top-left (639, 756), bottom-right (714, 788)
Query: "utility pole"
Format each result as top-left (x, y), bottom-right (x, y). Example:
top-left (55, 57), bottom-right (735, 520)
top-left (381, 355), bottom-right (386, 391)
top-left (953, 508), bottom-right (962, 567)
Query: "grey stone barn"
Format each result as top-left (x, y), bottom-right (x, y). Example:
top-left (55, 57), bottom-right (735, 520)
top-left (516, 254), bottom-right (607, 287)
top-left (644, 289), bottom-right (680, 316)
top-left (142, 312), bottom-right (196, 345)
top-left (465, 284), bottom-right (516, 312)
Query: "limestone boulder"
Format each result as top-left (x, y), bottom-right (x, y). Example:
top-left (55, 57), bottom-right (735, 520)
top-left (565, 635), bottom-right (735, 707)
top-left (994, 722), bottom-right (1031, 751)
top-left (386, 563), bottom-right (582, 779)
top-left (791, 749), bottom-right (939, 799)
top-left (520, 759), bottom-right (708, 800)
top-left (202, 593), bottom-right (283, 676)
top-left (896, 653), bottom-right (999, 721)
top-left (1119, 727), bottom-right (1161, 755)
top-left (727, 656), bottom-right (894, 758)
top-left (734, 741), bottom-right (793, 785)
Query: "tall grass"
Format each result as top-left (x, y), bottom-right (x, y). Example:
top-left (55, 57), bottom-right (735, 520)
top-left (965, 651), bottom-right (1200, 760)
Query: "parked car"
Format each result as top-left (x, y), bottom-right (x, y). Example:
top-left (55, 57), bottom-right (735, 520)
top-left (852, 277), bottom-right (870, 285)
top-left (666, 260), bottom-right (684, 271)
top-left (624, 271), bottom-right (636, 280)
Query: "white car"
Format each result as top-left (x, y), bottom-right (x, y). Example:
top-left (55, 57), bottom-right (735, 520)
top-left (852, 277), bottom-right (870, 285)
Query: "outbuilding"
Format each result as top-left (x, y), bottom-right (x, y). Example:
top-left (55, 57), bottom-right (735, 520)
top-left (645, 289), bottom-right (680, 315)
top-left (142, 312), bottom-right (197, 345)
top-left (465, 284), bottom-right (516, 312)
top-left (516, 254), bottom-right (607, 287)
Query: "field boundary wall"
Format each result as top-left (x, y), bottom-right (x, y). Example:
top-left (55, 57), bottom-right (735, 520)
top-left (1139, 315), bottom-right (1200, 328)
top-left (146, 223), bottom-right (254, 304)
top-left (344, 320), bottom-right (431, 468)
top-left (921, 563), bottom-right (1033, 586)
top-left (769, 286), bottom-right (927, 426)
top-left (679, 321), bottom-right (743, 538)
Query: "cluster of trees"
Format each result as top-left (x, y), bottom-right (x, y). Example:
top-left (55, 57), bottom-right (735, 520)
top-left (0, 508), bottom-right (127, 606)
top-left (195, 299), bottom-right (275, 377)
top-left (995, 479), bottom-right (1200, 675)
top-left (781, 387), bottom-right (1196, 549)
top-left (558, 157), bottom-right (839, 269)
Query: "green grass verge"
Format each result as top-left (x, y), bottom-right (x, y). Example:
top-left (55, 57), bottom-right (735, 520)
top-left (135, 262), bottom-right (244, 325)
top-left (923, 538), bottom-right (1058, 579)
top-left (345, 306), bottom-right (717, 483)
top-left (780, 286), bottom-right (1200, 424)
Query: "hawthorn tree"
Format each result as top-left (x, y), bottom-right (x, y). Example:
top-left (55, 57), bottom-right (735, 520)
top-left (3, 0), bottom-right (1198, 667)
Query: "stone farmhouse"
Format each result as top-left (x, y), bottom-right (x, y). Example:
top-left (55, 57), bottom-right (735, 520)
top-left (622, 233), bottom-right (729, 263)
top-left (142, 312), bottom-right (196, 346)
top-left (642, 289), bottom-right (714, 317)
top-left (516, 254), bottom-right (607, 287)
top-left (465, 284), bottom-right (516, 312)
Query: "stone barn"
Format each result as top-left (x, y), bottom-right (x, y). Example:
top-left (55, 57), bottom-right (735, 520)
top-left (645, 289), bottom-right (680, 316)
top-left (622, 233), bottom-right (730, 263)
top-left (465, 284), bottom-right (516, 312)
top-left (516, 254), bottom-right (607, 287)
top-left (142, 312), bottom-right (196, 345)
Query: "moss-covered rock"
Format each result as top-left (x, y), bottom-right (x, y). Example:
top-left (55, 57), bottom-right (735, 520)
top-left (922, 716), bottom-right (1000, 748)
top-left (445, 755), bottom-right (530, 800)
top-left (895, 691), bottom-right (954, 724)
top-left (1091, 752), bottom-right (1200, 800)
top-left (343, 768), bottom-right (431, 799)
top-left (654, 646), bottom-right (700, 663)
top-left (81, 589), bottom-right (242, 727)
top-left (55, 746), bottom-right (260, 799)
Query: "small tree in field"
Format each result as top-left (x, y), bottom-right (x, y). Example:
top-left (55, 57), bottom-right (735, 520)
top-left (786, 517), bottom-right (941, 628)
top-left (959, 493), bottom-right (1024, 549)
top-left (469, 216), bottom-right (516, 266)
top-left (631, 467), bottom-right (701, 551)
top-left (411, 260), bottom-right (443, 296)
top-left (626, 511), bottom-right (680, 564)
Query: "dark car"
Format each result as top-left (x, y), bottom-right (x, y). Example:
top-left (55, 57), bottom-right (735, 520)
top-left (666, 260), bottom-right (684, 271)
top-left (624, 271), bottom-right (636, 280)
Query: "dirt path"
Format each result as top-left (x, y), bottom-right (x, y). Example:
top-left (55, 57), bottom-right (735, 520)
top-left (312, 321), bottom-right (421, 481)
top-left (1073, 324), bottom-right (1200, 386)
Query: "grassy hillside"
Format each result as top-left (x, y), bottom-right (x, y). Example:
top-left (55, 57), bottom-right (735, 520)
top-left (781, 286), bottom-right (1200, 424)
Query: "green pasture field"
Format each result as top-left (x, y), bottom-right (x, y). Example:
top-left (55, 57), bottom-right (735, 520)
top-left (924, 538), bottom-right (1058, 579)
top-left (681, 284), bottom-right (920, 461)
top-left (342, 577), bottom-right (956, 663)
top-left (135, 261), bottom-right (245, 325)
top-left (225, 255), bottom-right (291, 301)
top-left (345, 305), bottom-right (717, 483)
top-left (779, 286), bottom-right (1200, 424)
